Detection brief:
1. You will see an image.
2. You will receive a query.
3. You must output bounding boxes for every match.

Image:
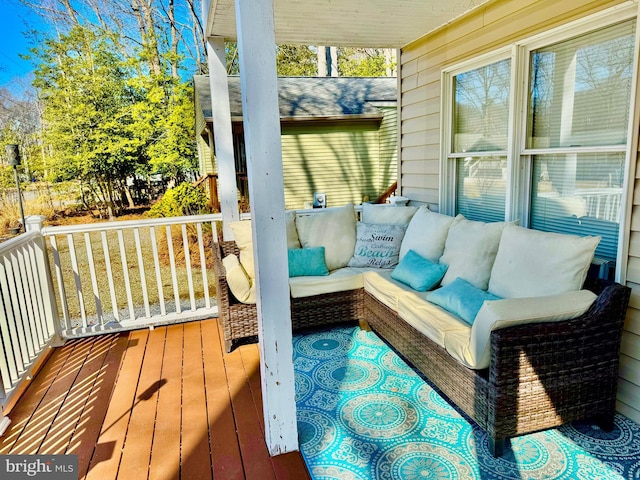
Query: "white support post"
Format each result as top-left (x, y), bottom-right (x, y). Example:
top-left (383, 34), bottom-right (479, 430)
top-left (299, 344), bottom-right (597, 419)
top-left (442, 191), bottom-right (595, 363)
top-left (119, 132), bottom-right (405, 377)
top-left (235, 0), bottom-right (298, 455)
top-left (206, 37), bottom-right (240, 241)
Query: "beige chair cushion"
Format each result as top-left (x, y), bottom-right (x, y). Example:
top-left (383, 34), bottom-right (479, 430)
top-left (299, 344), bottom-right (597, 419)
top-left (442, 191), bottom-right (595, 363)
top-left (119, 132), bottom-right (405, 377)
top-left (399, 207), bottom-right (455, 262)
top-left (440, 215), bottom-right (512, 290)
top-left (488, 225), bottom-right (599, 298)
top-left (444, 290), bottom-right (597, 370)
top-left (289, 267), bottom-right (364, 298)
top-left (295, 204), bottom-right (357, 271)
top-left (222, 254), bottom-right (256, 304)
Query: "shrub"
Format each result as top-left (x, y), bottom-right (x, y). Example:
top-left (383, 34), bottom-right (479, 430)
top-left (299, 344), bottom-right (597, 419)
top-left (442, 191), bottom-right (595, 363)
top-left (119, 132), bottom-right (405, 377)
top-left (147, 182), bottom-right (208, 218)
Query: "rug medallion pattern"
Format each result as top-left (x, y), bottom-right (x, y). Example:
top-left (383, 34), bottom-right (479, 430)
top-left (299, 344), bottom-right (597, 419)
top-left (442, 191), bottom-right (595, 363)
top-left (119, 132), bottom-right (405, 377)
top-left (293, 326), bottom-right (640, 479)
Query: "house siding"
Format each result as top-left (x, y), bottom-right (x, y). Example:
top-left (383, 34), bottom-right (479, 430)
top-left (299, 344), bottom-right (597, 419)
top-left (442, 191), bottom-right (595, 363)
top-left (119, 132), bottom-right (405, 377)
top-left (281, 121), bottom-right (382, 210)
top-left (399, 0), bottom-right (639, 421)
top-left (377, 106), bottom-right (398, 194)
top-left (194, 91), bottom-right (214, 176)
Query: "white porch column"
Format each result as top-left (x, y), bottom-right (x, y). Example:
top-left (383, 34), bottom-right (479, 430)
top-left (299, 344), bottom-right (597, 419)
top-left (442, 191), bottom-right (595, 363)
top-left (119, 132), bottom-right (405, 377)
top-left (206, 37), bottom-right (240, 240)
top-left (235, 0), bottom-right (298, 456)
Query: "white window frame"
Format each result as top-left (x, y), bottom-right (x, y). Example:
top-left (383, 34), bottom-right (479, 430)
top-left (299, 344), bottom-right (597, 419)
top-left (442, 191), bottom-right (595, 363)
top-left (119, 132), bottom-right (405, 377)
top-left (440, 3), bottom-right (640, 280)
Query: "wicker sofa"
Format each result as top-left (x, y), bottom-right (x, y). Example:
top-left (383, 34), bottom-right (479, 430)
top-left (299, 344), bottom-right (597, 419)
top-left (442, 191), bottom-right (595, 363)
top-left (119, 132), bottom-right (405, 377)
top-left (213, 204), bottom-right (631, 456)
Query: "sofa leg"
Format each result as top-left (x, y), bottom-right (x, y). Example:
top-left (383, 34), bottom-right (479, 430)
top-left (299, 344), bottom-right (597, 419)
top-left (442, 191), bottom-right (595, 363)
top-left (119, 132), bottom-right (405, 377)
top-left (488, 436), bottom-right (505, 457)
top-left (358, 319), bottom-right (371, 331)
top-left (225, 339), bottom-right (233, 353)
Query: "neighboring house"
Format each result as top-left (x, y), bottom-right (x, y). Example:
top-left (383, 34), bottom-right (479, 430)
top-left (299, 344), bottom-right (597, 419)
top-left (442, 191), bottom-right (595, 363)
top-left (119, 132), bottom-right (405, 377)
top-left (194, 75), bottom-right (398, 210)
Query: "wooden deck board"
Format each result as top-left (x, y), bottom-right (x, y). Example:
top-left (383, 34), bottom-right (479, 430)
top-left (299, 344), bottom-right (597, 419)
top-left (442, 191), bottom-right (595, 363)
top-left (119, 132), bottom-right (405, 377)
top-left (67, 333), bottom-right (130, 479)
top-left (0, 319), bottom-right (310, 480)
top-left (86, 329), bottom-right (150, 480)
top-left (148, 324), bottom-right (184, 480)
top-left (202, 315), bottom-right (245, 480)
top-left (118, 326), bottom-right (166, 479)
top-left (9, 338), bottom-right (97, 454)
top-left (181, 321), bottom-right (213, 480)
top-left (0, 342), bottom-right (76, 454)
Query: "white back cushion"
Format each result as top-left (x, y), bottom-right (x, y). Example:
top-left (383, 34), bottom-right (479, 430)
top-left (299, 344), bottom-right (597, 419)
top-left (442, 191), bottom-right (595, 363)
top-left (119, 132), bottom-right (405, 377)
top-left (399, 207), bottom-right (454, 262)
top-left (295, 203), bottom-right (357, 271)
top-left (361, 203), bottom-right (418, 225)
top-left (229, 212), bottom-right (300, 279)
top-left (439, 215), bottom-right (510, 290)
top-left (488, 225), bottom-right (600, 298)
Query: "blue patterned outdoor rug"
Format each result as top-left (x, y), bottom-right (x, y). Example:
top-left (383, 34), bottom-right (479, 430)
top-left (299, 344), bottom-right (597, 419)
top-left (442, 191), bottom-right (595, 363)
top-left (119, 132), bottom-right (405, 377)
top-left (293, 326), bottom-right (640, 479)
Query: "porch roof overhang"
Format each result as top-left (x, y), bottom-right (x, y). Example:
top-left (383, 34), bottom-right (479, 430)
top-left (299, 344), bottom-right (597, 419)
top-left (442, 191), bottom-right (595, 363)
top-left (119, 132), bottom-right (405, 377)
top-left (204, 0), bottom-right (490, 48)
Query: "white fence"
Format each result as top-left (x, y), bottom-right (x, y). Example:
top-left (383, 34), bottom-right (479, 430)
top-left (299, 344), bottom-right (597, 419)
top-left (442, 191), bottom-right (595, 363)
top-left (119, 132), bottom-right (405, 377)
top-left (41, 214), bottom-right (223, 338)
top-left (0, 229), bottom-right (61, 415)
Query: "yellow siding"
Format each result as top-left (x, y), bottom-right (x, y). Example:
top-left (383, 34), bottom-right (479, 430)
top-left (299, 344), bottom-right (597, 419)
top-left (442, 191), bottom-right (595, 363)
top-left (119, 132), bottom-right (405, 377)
top-left (281, 122), bottom-right (382, 210)
top-left (400, 0), bottom-right (639, 419)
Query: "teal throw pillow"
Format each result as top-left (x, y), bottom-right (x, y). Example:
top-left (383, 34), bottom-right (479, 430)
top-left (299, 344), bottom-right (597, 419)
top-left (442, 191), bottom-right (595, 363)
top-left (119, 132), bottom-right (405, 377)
top-left (288, 247), bottom-right (329, 277)
top-left (428, 277), bottom-right (500, 325)
top-left (391, 250), bottom-right (447, 291)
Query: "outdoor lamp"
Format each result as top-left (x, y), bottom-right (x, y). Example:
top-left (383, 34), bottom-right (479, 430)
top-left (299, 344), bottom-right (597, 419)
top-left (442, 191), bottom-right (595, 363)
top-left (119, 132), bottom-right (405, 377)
top-left (6, 144), bottom-right (26, 233)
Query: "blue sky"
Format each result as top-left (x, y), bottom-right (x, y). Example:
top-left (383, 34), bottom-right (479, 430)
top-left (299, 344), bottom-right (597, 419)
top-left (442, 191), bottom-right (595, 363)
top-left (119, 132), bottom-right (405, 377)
top-left (0, 0), bottom-right (44, 94)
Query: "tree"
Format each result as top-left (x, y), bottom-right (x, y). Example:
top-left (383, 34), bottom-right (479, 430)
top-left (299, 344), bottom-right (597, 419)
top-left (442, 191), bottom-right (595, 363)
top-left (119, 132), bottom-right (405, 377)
top-left (31, 26), bottom-right (141, 217)
top-left (338, 48), bottom-right (393, 77)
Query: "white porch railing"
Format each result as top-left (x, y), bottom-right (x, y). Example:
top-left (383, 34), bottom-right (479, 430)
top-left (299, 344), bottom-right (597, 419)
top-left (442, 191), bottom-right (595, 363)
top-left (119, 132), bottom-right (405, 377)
top-left (41, 214), bottom-right (223, 338)
top-left (0, 226), bottom-right (61, 419)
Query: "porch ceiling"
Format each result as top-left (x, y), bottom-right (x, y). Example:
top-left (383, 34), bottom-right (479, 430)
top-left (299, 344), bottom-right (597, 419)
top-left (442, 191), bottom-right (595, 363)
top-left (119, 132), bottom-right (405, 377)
top-left (205, 0), bottom-right (491, 48)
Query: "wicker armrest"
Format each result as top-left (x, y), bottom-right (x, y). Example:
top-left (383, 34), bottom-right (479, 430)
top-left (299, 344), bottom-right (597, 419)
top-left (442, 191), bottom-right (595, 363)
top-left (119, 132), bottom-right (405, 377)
top-left (487, 281), bottom-right (630, 438)
top-left (490, 281), bottom-right (629, 374)
top-left (213, 241), bottom-right (236, 316)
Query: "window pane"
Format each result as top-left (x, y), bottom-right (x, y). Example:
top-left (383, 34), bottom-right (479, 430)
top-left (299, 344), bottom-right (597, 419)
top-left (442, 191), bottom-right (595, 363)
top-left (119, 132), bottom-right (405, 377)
top-left (453, 59), bottom-right (511, 153)
top-left (456, 156), bottom-right (506, 222)
top-left (528, 20), bottom-right (635, 149)
top-left (531, 153), bottom-right (623, 261)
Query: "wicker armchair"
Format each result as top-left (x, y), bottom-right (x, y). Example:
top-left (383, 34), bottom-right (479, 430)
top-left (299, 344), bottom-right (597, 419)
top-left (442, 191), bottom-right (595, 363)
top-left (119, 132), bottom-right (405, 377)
top-left (213, 240), bottom-right (363, 352)
top-left (363, 277), bottom-right (631, 456)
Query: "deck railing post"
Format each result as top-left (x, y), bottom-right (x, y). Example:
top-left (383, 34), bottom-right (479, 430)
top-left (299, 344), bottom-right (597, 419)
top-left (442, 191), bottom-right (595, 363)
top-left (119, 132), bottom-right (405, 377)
top-left (25, 216), bottom-right (63, 346)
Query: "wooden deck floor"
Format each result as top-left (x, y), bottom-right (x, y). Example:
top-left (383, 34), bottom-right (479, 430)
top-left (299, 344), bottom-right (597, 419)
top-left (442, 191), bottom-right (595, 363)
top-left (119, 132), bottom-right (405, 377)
top-left (0, 319), bottom-right (310, 480)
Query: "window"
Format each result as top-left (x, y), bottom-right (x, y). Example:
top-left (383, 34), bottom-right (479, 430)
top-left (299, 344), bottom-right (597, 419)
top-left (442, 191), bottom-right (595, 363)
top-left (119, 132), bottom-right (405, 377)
top-left (449, 59), bottom-right (511, 223)
top-left (526, 20), bottom-right (635, 262)
top-left (443, 13), bottom-right (637, 266)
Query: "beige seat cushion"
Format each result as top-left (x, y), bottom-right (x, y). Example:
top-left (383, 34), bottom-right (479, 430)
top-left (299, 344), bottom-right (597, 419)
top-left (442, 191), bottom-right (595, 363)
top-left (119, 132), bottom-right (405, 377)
top-left (289, 267), bottom-right (364, 298)
top-left (222, 254), bottom-right (256, 304)
top-left (295, 204), bottom-right (357, 271)
top-left (397, 293), bottom-right (470, 347)
top-left (444, 290), bottom-right (597, 370)
top-left (363, 269), bottom-right (428, 312)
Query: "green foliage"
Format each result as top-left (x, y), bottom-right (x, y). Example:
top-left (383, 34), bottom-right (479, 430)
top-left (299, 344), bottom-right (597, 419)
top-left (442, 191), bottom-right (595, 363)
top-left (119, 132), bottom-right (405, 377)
top-left (29, 25), bottom-right (198, 216)
top-left (147, 182), bottom-right (208, 218)
top-left (276, 45), bottom-right (317, 76)
top-left (338, 48), bottom-right (391, 77)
